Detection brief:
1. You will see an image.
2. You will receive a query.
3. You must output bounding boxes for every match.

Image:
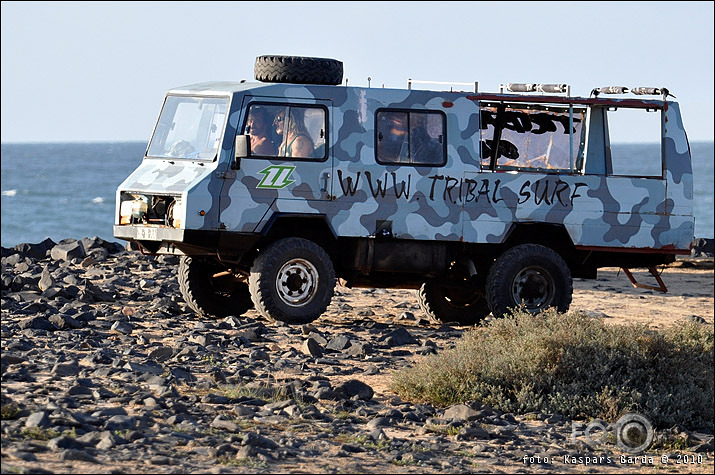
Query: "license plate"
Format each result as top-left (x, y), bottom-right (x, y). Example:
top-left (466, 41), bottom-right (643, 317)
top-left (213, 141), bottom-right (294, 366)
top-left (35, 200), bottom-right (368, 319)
top-left (136, 227), bottom-right (158, 240)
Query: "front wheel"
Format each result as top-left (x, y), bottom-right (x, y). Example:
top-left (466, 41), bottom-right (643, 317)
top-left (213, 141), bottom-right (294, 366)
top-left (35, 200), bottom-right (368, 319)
top-left (248, 238), bottom-right (335, 323)
top-left (486, 244), bottom-right (572, 317)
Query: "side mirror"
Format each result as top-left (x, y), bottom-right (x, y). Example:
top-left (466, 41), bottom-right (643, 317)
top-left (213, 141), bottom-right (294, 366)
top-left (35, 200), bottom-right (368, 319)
top-left (233, 135), bottom-right (249, 170)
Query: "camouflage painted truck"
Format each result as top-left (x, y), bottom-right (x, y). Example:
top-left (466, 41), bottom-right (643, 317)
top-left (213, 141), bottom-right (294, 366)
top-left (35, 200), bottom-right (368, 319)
top-left (114, 55), bottom-right (694, 325)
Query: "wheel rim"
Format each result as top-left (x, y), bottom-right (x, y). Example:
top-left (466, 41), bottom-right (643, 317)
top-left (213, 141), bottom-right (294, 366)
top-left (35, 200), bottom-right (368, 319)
top-left (511, 266), bottom-right (555, 312)
top-left (276, 258), bottom-right (319, 307)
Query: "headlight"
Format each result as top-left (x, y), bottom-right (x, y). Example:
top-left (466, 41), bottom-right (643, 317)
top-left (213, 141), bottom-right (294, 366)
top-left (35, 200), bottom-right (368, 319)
top-left (119, 195), bottom-right (149, 224)
top-left (168, 199), bottom-right (184, 228)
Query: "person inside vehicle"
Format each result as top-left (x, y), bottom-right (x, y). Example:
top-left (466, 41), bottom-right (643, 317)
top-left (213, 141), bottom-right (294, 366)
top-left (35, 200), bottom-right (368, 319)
top-left (274, 108), bottom-right (314, 158)
top-left (378, 112), bottom-right (409, 162)
top-left (409, 114), bottom-right (441, 164)
top-left (246, 107), bottom-right (276, 156)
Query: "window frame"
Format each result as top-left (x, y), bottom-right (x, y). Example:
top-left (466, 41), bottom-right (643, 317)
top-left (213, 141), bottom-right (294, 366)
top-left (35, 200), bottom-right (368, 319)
top-left (479, 102), bottom-right (586, 174)
top-left (241, 102), bottom-right (330, 162)
top-left (374, 108), bottom-right (447, 167)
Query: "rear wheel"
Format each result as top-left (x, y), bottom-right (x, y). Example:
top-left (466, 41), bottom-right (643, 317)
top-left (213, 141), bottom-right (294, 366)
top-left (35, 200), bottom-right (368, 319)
top-left (486, 244), bottom-right (572, 317)
top-left (178, 256), bottom-right (253, 318)
top-left (249, 238), bottom-right (335, 323)
top-left (418, 281), bottom-right (491, 326)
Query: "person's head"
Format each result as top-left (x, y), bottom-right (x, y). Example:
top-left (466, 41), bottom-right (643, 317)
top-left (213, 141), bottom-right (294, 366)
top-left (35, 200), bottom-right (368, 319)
top-left (273, 109), bottom-right (286, 136)
top-left (389, 113), bottom-right (408, 135)
top-left (274, 108), bottom-right (308, 139)
top-left (247, 107), bottom-right (269, 136)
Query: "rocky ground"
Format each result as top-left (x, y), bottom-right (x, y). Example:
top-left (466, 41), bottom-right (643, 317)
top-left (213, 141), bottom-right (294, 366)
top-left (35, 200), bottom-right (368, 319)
top-left (1, 237), bottom-right (713, 474)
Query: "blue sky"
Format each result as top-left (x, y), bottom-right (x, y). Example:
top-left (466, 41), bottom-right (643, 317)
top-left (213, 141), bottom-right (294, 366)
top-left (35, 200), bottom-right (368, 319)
top-left (1, 1), bottom-right (713, 143)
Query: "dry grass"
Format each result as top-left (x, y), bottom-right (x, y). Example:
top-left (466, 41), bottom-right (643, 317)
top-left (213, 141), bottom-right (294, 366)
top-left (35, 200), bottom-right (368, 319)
top-left (392, 308), bottom-right (714, 430)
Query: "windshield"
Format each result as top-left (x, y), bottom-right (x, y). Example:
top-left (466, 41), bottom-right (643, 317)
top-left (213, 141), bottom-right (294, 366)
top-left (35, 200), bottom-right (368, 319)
top-left (147, 95), bottom-right (229, 160)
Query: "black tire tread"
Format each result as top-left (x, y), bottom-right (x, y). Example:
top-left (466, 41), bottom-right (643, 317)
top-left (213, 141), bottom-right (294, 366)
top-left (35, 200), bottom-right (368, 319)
top-left (485, 244), bottom-right (572, 318)
top-left (417, 284), bottom-right (442, 325)
top-left (417, 282), bottom-right (491, 326)
top-left (249, 238), bottom-right (335, 324)
top-left (178, 256), bottom-right (252, 319)
top-left (254, 55), bottom-right (343, 85)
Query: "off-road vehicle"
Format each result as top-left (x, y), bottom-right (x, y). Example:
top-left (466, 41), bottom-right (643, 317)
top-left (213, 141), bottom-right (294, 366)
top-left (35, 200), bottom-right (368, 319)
top-left (114, 55), bottom-right (694, 325)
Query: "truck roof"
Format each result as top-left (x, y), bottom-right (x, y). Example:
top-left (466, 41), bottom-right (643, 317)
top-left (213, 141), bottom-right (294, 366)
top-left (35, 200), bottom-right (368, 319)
top-left (167, 80), bottom-right (671, 110)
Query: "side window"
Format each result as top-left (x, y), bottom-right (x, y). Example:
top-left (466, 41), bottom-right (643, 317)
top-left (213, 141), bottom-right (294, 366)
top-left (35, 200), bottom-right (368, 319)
top-left (480, 104), bottom-right (585, 172)
top-left (606, 108), bottom-right (662, 177)
top-left (376, 110), bottom-right (446, 166)
top-left (243, 104), bottom-right (327, 160)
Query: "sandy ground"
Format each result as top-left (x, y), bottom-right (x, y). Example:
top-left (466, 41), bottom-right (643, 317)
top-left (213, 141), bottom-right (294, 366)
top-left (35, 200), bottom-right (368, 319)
top-left (319, 258), bottom-right (715, 330)
top-left (570, 262), bottom-right (714, 329)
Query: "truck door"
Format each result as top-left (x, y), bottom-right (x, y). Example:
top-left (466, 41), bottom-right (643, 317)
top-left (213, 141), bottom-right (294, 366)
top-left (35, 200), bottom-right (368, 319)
top-left (218, 97), bottom-right (333, 233)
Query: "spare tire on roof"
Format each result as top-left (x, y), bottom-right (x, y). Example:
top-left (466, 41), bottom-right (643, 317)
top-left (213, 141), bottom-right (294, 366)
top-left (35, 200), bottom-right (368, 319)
top-left (254, 55), bottom-right (343, 85)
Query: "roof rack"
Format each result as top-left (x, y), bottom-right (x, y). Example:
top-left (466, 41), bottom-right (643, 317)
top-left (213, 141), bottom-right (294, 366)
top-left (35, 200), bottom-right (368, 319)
top-left (590, 86), bottom-right (673, 100)
top-left (499, 83), bottom-right (571, 96)
top-left (407, 79), bottom-right (478, 93)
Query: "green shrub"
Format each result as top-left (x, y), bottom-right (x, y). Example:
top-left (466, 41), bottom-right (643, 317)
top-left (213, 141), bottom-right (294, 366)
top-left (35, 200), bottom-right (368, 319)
top-left (1, 402), bottom-right (21, 420)
top-left (392, 309), bottom-right (713, 430)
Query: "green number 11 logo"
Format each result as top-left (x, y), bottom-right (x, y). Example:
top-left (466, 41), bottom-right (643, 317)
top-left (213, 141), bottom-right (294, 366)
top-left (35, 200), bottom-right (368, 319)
top-left (256, 165), bottom-right (296, 189)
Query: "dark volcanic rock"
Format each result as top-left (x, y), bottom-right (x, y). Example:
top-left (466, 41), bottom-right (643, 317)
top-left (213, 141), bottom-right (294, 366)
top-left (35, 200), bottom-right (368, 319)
top-left (335, 379), bottom-right (374, 400)
top-left (381, 327), bottom-right (417, 346)
top-left (13, 238), bottom-right (56, 260)
top-left (50, 240), bottom-right (86, 262)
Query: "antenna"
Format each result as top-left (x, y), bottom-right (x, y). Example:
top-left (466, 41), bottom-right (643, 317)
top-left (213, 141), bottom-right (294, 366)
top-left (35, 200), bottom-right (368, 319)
top-left (368, 77), bottom-right (371, 88)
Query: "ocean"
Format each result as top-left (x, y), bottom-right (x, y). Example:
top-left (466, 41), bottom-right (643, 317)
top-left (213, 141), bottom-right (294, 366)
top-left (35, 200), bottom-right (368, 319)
top-left (1, 141), bottom-right (713, 247)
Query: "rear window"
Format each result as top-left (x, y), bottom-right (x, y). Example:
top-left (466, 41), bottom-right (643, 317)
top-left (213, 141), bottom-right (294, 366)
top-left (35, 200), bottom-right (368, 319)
top-left (480, 103), bottom-right (585, 172)
top-left (607, 108), bottom-right (662, 177)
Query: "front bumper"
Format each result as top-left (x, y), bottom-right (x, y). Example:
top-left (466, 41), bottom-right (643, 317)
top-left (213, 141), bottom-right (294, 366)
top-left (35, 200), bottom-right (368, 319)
top-left (113, 225), bottom-right (260, 257)
top-left (113, 225), bottom-right (184, 242)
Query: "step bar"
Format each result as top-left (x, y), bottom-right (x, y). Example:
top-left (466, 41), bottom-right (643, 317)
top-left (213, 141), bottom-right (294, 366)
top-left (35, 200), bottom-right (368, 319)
top-left (621, 267), bottom-right (668, 293)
